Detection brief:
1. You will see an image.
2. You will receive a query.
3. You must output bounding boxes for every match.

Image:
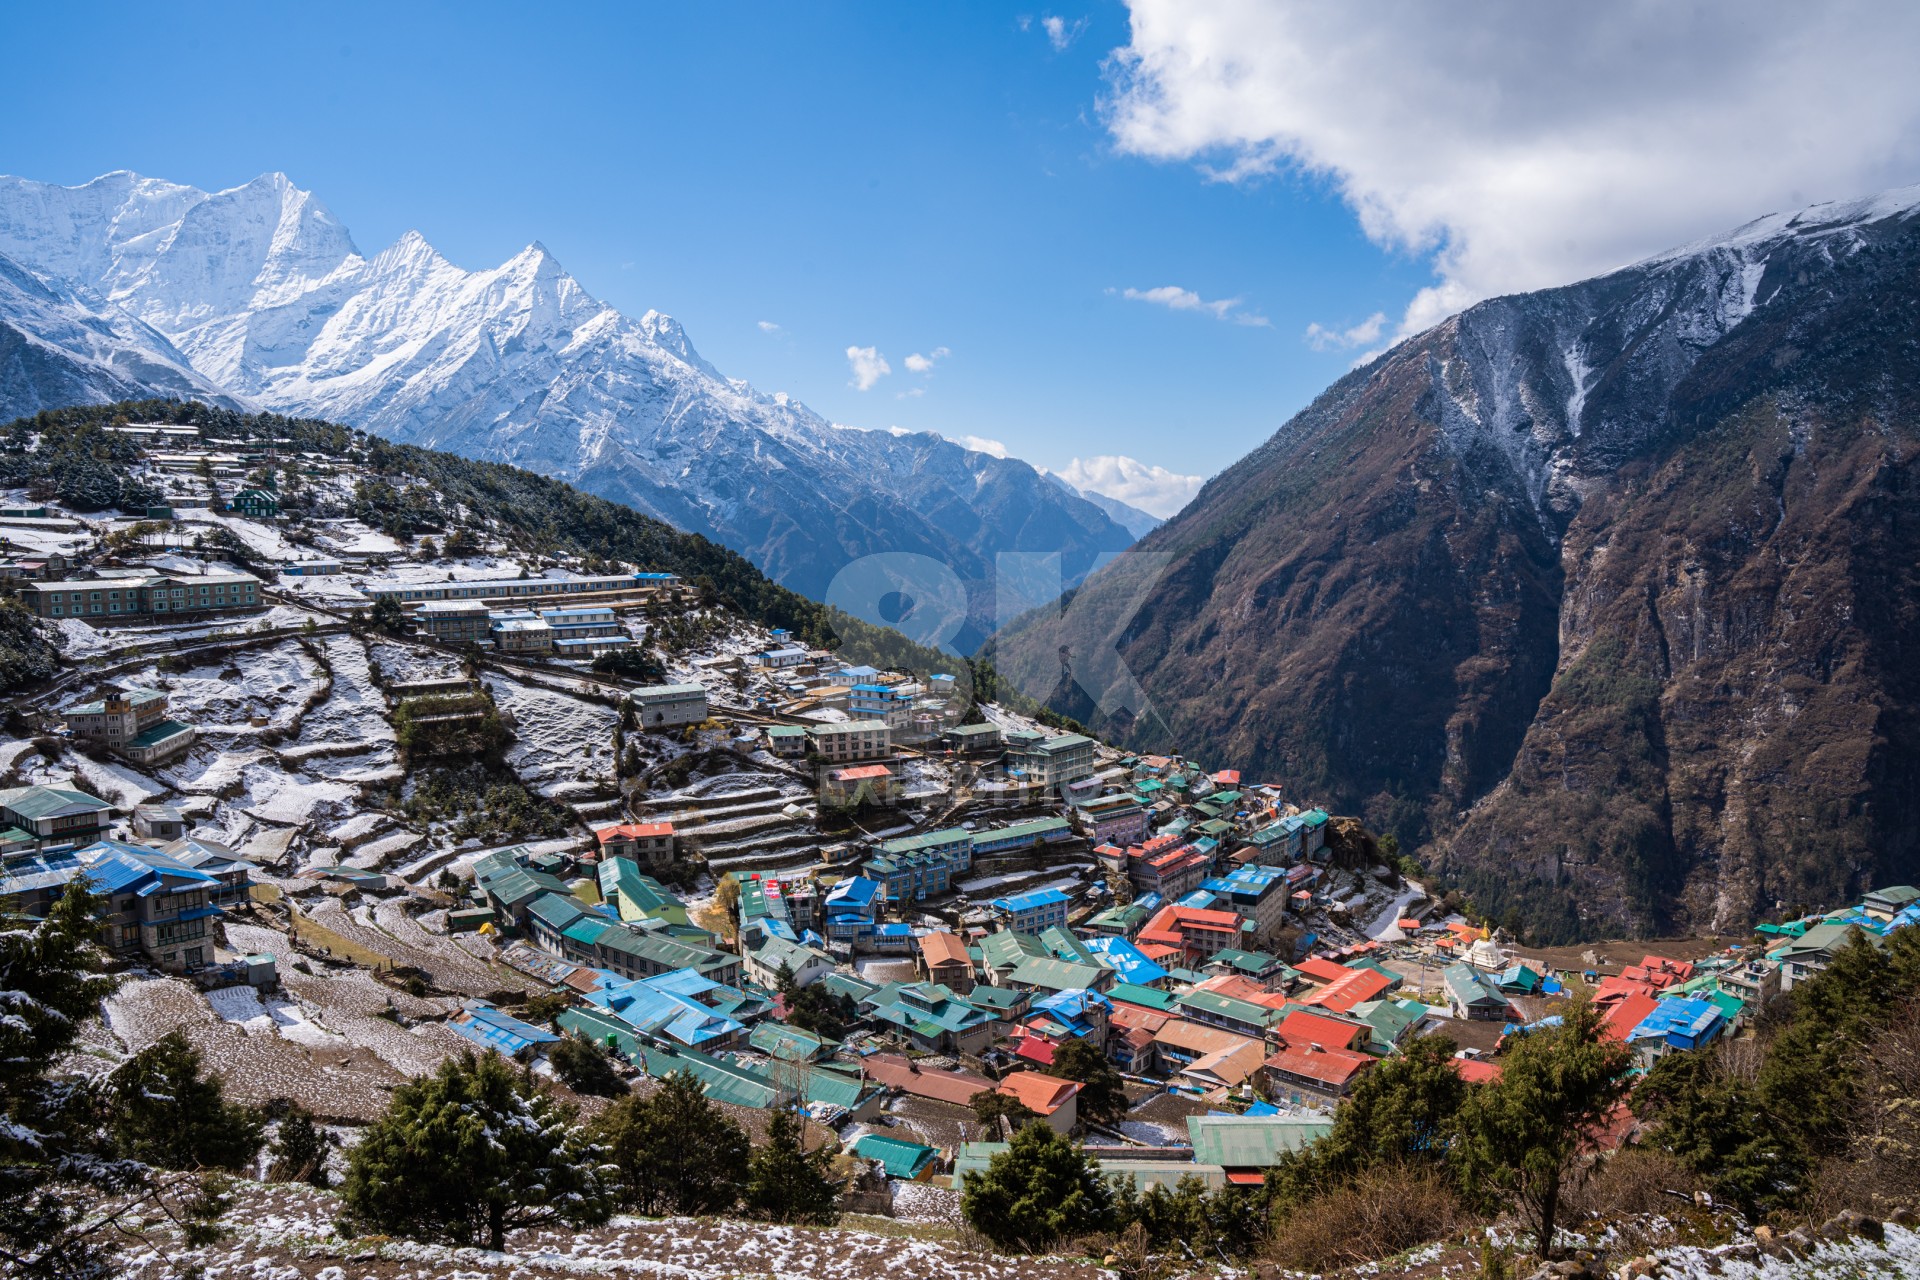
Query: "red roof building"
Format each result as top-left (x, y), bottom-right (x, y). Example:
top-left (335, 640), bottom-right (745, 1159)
top-left (1293, 956), bottom-right (1357, 985)
top-left (1138, 904), bottom-right (1245, 964)
top-left (1300, 965), bottom-right (1393, 1014)
top-left (1263, 1041), bottom-right (1374, 1098)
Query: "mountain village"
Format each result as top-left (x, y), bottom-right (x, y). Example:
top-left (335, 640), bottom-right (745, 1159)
top-left (6, 413), bottom-right (1917, 1260)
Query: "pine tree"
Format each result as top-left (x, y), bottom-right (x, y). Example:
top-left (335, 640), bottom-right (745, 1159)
top-left (268, 1104), bottom-right (333, 1188)
top-left (0, 880), bottom-right (132, 1278)
top-left (1050, 1038), bottom-right (1128, 1128)
top-left (343, 1050), bottom-right (612, 1251)
top-left (592, 1071), bottom-right (748, 1216)
top-left (960, 1120), bottom-right (1113, 1253)
top-left (744, 1108), bottom-right (840, 1225)
top-left (548, 1031), bottom-right (627, 1098)
top-left (107, 1032), bottom-right (264, 1172)
top-left (1269, 1033), bottom-right (1470, 1206)
top-left (1450, 999), bottom-right (1629, 1261)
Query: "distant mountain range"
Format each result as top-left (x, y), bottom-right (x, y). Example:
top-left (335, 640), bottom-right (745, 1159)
top-left (994, 185), bottom-right (1920, 940)
top-left (0, 170), bottom-right (1149, 647)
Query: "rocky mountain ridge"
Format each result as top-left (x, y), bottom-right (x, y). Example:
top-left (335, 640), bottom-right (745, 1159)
top-left (993, 185), bottom-right (1920, 939)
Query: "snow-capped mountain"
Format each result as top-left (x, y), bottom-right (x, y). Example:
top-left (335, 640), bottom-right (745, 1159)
top-left (0, 170), bottom-right (1136, 626)
top-left (0, 247), bottom-right (236, 418)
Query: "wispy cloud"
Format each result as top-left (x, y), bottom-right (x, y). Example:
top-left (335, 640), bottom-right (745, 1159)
top-left (845, 345), bottom-right (891, 391)
top-left (1056, 454), bottom-right (1206, 518)
top-left (1113, 284), bottom-right (1270, 327)
top-left (1303, 311), bottom-right (1386, 352)
top-left (956, 435), bottom-right (1010, 458)
top-left (904, 345), bottom-right (951, 374)
top-left (757, 320), bottom-right (782, 334)
top-left (1042, 14), bottom-right (1087, 50)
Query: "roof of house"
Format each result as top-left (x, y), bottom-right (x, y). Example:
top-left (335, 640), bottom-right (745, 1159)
top-left (598, 821), bottom-right (674, 842)
top-left (1275, 1008), bottom-right (1369, 1052)
top-left (1600, 992), bottom-right (1662, 1043)
top-left (860, 1052), bottom-right (995, 1106)
top-left (992, 888), bottom-right (1072, 914)
top-left (1186, 1114), bottom-right (1333, 1167)
top-left (919, 930), bottom-right (972, 969)
top-left (1263, 1041), bottom-right (1374, 1088)
top-left (0, 785), bottom-right (115, 820)
top-left (1007, 955), bottom-right (1108, 993)
top-left (997, 1070), bottom-right (1080, 1115)
top-left (1301, 965), bottom-right (1394, 1014)
top-left (851, 1133), bottom-right (938, 1178)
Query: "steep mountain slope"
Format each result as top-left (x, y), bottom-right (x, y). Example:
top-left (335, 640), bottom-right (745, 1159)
top-left (0, 171), bottom-right (1135, 635)
top-left (994, 187), bottom-right (1920, 939)
top-left (0, 248), bottom-right (235, 416)
top-left (1045, 471), bottom-right (1164, 538)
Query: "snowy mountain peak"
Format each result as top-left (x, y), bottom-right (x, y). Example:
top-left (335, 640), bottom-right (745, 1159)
top-left (0, 169), bottom-right (1141, 626)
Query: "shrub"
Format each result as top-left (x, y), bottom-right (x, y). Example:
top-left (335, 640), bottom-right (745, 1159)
top-left (1267, 1164), bottom-right (1473, 1272)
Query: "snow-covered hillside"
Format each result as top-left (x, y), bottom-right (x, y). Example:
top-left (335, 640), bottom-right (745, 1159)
top-left (0, 171), bottom-right (1136, 616)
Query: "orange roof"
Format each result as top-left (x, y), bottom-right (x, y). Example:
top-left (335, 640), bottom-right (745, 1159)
top-left (998, 1070), bottom-right (1081, 1115)
top-left (919, 931), bottom-right (971, 969)
top-left (1263, 1042), bottom-right (1373, 1088)
top-left (830, 763), bottom-right (895, 781)
top-left (1293, 956), bottom-right (1355, 985)
top-left (1136, 942), bottom-right (1181, 963)
top-left (1301, 965), bottom-right (1392, 1013)
top-left (1396, 917), bottom-right (1423, 931)
top-left (1213, 770), bottom-right (1241, 785)
top-left (598, 821), bottom-right (673, 842)
top-left (1275, 1009), bottom-right (1368, 1052)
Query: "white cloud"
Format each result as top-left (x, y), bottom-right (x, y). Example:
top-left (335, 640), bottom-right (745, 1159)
top-left (845, 345), bottom-right (891, 391)
top-left (903, 345), bottom-right (951, 374)
top-left (1042, 14), bottom-right (1088, 51)
top-left (956, 435), bottom-right (1010, 458)
top-left (1104, 2), bottom-right (1920, 338)
top-left (1115, 284), bottom-right (1269, 327)
top-left (757, 320), bottom-right (782, 334)
top-left (896, 387), bottom-right (926, 399)
top-left (1303, 311), bottom-right (1385, 352)
top-left (1056, 454), bottom-right (1206, 518)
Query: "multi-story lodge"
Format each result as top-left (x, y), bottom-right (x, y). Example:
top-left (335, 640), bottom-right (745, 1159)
top-left (806, 719), bottom-right (891, 763)
top-left (357, 570), bottom-right (680, 609)
top-left (20, 570), bottom-right (260, 620)
top-left (1005, 731), bottom-right (1098, 790)
top-left (63, 687), bottom-right (196, 765)
top-left (629, 684), bottom-right (709, 728)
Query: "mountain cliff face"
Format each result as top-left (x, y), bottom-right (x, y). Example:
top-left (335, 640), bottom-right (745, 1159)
top-left (0, 171), bottom-right (1134, 634)
top-left (994, 188), bottom-right (1920, 939)
top-left (0, 248), bottom-right (235, 416)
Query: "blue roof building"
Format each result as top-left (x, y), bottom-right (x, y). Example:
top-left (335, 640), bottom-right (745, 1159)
top-left (989, 887), bottom-right (1071, 933)
top-left (1084, 934), bottom-right (1171, 987)
top-left (449, 1002), bottom-right (561, 1057)
top-left (1627, 997), bottom-right (1727, 1063)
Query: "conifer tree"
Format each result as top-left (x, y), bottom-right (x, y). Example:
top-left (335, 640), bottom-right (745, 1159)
top-left (107, 1032), bottom-right (264, 1172)
top-left (1450, 999), bottom-right (1628, 1260)
top-left (960, 1120), bottom-right (1113, 1252)
top-left (592, 1071), bottom-right (747, 1216)
top-left (744, 1108), bottom-right (839, 1225)
top-left (344, 1050), bottom-right (611, 1251)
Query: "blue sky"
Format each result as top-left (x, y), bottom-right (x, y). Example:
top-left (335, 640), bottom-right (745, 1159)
top-left (12, 3), bottom-right (1918, 516)
top-left (4, 3), bottom-right (1428, 513)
